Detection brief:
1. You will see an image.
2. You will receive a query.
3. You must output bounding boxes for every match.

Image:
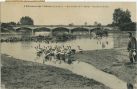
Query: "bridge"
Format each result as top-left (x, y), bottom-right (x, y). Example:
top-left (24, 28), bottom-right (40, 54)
top-left (12, 25), bottom-right (114, 35)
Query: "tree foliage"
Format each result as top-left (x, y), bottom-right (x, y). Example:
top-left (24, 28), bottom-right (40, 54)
top-left (94, 21), bottom-right (101, 27)
top-left (19, 16), bottom-right (34, 25)
top-left (1, 22), bottom-right (16, 32)
top-left (1, 22), bottom-right (16, 27)
top-left (112, 8), bottom-right (136, 31)
top-left (113, 8), bottom-right (132, 26)
top-left (119, 22), bottom-right (136, 31)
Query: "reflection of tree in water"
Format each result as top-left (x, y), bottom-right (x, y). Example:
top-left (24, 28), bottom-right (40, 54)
top-left (96, 37), bottom-right (109, 49)
top-left (102, 43), bottom-right (106, 48)
top-left (113, 32), bottom-right (136, 48)
top-left (21, 41), bottom-right (32, 49)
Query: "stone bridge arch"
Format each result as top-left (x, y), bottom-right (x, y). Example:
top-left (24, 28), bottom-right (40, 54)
top-left (52, 27), bottom-right (70, 35)
top-left (16, 27), bottom-right (33, 34)
top-left (33, 27), bottom-right (51, 32)
top-left (71, 27), bottom-right (90, 35)
top-left (90, 27), bottom-right (101, 32)
top-left (33, 27), bottom-right (51, 36)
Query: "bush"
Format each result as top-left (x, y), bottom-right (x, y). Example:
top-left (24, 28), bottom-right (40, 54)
top-left (119, 22), bottom-right (136, 31)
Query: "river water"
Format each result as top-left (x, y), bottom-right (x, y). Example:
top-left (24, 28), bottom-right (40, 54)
top-left (1, 37), bottom-right (114, 61)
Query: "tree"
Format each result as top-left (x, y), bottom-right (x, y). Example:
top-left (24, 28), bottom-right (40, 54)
top-left (94, 21), bottom-right (98, 26)
top-left (1, 23), bottom-right (8, 28)
top-left (1, 22), bottom-right (15, 32)
top-left (94, 21), bottom-right (101, 28)
top-left (84, 22), bottom-right (87, 26)
top-left (19, 16), bottom-right (34, 25)
top-left (17, 22), bottom-right (20, 25)
top-left (113, 8), bottom-right (132, 26)
top-left (124, 9), bottom-right (132, 23)
top-left (119, 22), bottom-right (136, 31)
top-left (8, 22), bottom-right (16, 26)
top-left (112, 8), bottom-right (136, 31)
top-left (1, 22), bottom-right (16, 28)
top-left (68, 23), bottom-right (74, 26)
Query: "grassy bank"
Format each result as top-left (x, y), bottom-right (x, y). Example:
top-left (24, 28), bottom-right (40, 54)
top-left (1, 54), bottom-right (110, 89)
top-left (75, 48), bottom-right (137, 84)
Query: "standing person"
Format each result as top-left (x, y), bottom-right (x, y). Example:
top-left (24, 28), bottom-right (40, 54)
top-left (127, 32), bottom-right (136, 63)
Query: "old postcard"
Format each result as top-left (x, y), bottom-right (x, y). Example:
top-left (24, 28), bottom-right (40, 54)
top-left (0, 2), bottom-right (137, 89)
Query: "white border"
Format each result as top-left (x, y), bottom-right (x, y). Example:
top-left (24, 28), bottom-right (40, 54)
top-left (45, 0), bottom-right (137, 2)
top-left (0, 0), bottom-right (137, 2)
top-left (0, 0), bottom-right (5, 2)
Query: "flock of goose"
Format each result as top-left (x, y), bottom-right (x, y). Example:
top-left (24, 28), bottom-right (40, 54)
top-left (35, 45), bottom-right (83, 64)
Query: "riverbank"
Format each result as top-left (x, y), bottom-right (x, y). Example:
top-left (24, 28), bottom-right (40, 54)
top-left (75, 48), bottom-right (137, 85)
top-left (1, 54), bottom-right (110, 89)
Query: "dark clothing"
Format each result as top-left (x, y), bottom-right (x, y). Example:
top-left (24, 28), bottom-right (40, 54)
top-left (127, 83), bottom-right (133, 89)
top-left (127, 37), bottom-right (136, 51)
top-left (127, 37), bottom-right (137, 62)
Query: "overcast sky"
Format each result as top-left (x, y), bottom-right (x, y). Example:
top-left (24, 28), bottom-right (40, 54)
top-left (1, 2), bottom-right (136, 25)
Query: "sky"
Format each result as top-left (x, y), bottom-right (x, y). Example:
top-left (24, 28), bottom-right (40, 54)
top-left (0, 2), bottom-right (136, 25)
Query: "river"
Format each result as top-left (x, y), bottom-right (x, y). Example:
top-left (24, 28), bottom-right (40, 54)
top-left (1, 37), bottom-right (114, 61)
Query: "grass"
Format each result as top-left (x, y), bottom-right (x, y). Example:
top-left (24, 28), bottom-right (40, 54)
top-left (75, 49), bottom-right (137, 84)
top-left (1, 54), bottom-right (110, 89)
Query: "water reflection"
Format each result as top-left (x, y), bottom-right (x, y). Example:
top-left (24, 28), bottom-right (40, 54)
top-left (1, 37), bottom-right (114, 61)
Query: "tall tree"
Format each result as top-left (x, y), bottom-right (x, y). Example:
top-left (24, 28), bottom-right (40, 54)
top-left (19, 16), bottom-right (34, 25)
top-left (123, 9), bottom-right (132, 23)
top-left (113, 8), bottom-right (132, 26)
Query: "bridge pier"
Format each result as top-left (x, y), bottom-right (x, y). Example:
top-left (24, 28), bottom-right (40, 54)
top-left (69, 29), bottom-right (72, 34)
top-left (31, 29), bottom-right (34, 36)
top-left (88, 29), bottom-right (91, 35)
top-left (50, 29), bottom-right (53, 37)
top-left (14, 29), bottom-right (17, 32)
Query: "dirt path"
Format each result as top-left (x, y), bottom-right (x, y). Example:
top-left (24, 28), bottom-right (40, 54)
top-left (43, 60), bottom-right (127, 89)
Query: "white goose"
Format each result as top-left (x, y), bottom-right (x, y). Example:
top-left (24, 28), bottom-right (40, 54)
top-left (77, 46), bottom-right (83, 53)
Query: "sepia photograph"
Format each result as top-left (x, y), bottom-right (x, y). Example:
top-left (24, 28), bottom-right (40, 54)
top-left (0, 2), bottom-right (137, 89)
